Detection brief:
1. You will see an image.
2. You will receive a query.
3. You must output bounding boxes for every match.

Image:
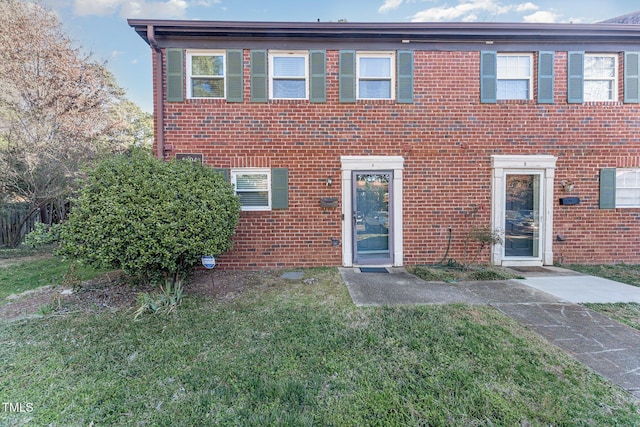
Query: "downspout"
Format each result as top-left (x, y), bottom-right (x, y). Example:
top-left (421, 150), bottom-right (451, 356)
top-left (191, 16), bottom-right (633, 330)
top-left (147, 25), bottom-right (165, 160)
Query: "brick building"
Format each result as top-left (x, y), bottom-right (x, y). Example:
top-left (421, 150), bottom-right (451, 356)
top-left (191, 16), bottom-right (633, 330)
top-left (128, 18), bottom-right (640, 269)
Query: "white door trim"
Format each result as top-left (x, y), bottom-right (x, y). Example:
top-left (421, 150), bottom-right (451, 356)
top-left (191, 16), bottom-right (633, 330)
top-left (341, 156), bottom-right (404, 267)
top-left (491, 155), bottom-right (556, 266)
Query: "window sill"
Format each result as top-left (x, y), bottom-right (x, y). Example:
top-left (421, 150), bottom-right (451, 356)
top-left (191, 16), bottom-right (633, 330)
top-left (267, 99), bottom-right (310, 103)
top-left (186, 98), bottom-right (227, 103)
top-left (496, 99), bottom-right (536, 105)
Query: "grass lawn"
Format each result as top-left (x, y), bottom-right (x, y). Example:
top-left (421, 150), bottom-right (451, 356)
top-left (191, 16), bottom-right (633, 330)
top-left (567, 264), bottom-right (640, 287)
top-left (566, 263), bottom-right (640, 332)
top-left (1, 264), bottom-right (639, 425)
top-left (0, 256), bottom-right (105, 301)
top-left (0, 246), bottom-right (50, 259)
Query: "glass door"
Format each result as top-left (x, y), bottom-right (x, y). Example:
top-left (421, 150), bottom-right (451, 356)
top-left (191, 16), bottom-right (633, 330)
top-left (504, 174), bottom-right (541, 259)
top-left (353, 172), bottom-right (392, 264)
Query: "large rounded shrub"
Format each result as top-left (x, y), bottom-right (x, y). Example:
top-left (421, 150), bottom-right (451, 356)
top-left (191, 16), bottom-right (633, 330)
top-left (59, 152), bottom-right (240, 284)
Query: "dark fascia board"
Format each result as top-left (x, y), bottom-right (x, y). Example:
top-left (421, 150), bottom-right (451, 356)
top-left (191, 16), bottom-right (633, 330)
top-left (128, 19), bottom-right (640, 47)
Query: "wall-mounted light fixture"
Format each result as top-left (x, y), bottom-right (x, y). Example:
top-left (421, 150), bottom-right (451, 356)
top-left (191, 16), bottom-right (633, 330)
top-left (561, 180), bottom-right (574, 193)
top-left (326, 176), bottom-right (333, 187)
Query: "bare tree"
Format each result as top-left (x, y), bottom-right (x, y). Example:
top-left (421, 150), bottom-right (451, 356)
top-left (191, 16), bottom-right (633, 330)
top-left (0, 0), bottom-right (146, 246)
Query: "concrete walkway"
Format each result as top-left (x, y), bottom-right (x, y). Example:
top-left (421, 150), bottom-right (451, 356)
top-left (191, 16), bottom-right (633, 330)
top-left (340, 266), bottom-right (640, 398)
top-left (513, 266), bottom-right (640, 303)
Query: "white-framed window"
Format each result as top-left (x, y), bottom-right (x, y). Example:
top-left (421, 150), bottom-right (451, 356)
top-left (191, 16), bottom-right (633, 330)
top-left (231, 169), bottom-right (271, 211)
top-left (497, 53), bottom-right (532, 100)
top-left (269, 51), bottom-right (308, 100)
top-left (186, 50), bottom-right (225, 99)
top-left (357, 52), bottom-right (395, 100)
top-left (616, 168), bottom-right (640, 208)
top-left (584, 54), bottom-right (618, 102)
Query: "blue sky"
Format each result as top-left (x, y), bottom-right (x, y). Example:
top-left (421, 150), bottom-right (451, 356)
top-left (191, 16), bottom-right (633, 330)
top-left (39, 0), bottom-right (640, 112)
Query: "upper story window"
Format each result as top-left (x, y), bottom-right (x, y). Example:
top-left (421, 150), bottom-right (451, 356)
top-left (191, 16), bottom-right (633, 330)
top-left (269, 51), bottom-right (308, 100)
top-left (584, 54), bottom-right (618, 102)
top-left (616, 168), bottom-right (640, 208)
top-left (187, 50), bottom-right (225, 99)
top-left (497, 53), bottom-right (532, 100)
top-left (357, 52), bottom-right (395, 100)
top-left (231, 169), bottom-right (272, 211)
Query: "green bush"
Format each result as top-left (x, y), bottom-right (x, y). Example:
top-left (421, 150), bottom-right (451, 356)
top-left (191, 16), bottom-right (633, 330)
top-left (58, 152), bottom-right (240, 285)
top-left (24, 222), bottom-right (62, 247)
top-left (466, 267), bottom-right (517, 281)
top-left (413, 265), bottom-right (457, 282)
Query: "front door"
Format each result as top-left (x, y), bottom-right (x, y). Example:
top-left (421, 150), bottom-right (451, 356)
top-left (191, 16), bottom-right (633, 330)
top-left (353, 171), bottom-right (392, 265)
top-left (504, 173), bottom-right (542, 260)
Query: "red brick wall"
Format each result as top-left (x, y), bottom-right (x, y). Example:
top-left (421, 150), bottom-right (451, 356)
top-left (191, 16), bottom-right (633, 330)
top-left (157, 49), bottom-right (640, 268)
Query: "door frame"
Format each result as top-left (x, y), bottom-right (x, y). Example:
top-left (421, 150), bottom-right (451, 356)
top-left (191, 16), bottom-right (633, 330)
top-left (341, 156), bottom-right (404, 267)
top-left (491, 155), bottom-right (557, 267)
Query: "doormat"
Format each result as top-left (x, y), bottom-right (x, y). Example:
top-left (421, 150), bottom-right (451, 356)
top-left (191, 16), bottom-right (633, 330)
top-left (359, 267), bottom-right (389, 273)
top-left (508, 267), bottom-right (550, 273)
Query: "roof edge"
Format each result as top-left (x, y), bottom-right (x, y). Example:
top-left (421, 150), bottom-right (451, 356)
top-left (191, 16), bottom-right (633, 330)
top-left (127, 19), bottom-right (640, 46)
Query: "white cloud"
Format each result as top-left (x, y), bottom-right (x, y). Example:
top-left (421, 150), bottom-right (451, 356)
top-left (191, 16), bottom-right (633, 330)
top-left (566, 16), bottom-right (589, 24)
top-left (74, 0), bottom-right (188, 18)
top-left (378, 0), bottom-right (404, 13)
top-left (515, 2), bottom-right (538, 13)
top-left (122, 0), bottom-right (187, 18)
top-left (462, 13), bottom-right (477, 22)
top-left (192, 0), bottom-right (221, 7)
top-left (523, 10), bottom-right (559, 23)
top-left (410, 0), bottom-right (541, 22)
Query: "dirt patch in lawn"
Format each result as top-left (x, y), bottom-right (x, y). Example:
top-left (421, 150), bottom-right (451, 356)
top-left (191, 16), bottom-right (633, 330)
top-left (187, 269), bottom-right (289, 301)
top-left (0, 268), bottom-right (293, 321)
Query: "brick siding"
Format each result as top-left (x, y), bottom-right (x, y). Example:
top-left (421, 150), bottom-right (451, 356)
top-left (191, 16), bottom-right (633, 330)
top-left (156, 49), bottom-right (640, 269)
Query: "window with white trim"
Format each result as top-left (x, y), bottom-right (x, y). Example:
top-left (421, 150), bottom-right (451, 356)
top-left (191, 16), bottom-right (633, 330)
top-left (187, 50), bottom-right (225, 99)
top-left (269, 51), bottom-right (308, 99)
top-left (497, 53), bottom-right (532, 100)
top-left (584, 54), bottom-right (618, 102)
top-left (231, 169), bottom-right (271, 211)
top-left (616, 168), bottom-right (640, 207)
top-left (357, 52), bottom-right (395, 100)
